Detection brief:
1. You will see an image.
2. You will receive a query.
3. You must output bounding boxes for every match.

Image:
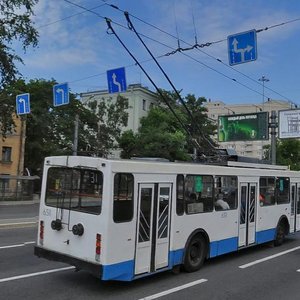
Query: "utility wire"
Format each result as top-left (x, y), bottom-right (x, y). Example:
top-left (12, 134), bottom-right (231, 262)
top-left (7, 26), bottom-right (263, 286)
top-left (102, 1), bottom-right (298, 102)
top-left (64, 0), bottom-right (265, 98)
top-left (124, 12), bottom-right (216, 152)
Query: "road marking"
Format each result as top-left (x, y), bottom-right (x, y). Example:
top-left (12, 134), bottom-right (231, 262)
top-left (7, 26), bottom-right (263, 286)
top-left (239, 246), bottom-right (300, 269)
top-left (0, 241), bottom-right (36, 250)
top-left (0, 266), bottom-right (75, 283)
top-left (297, 269), bottom-right (300, 272)
top-left (138, 279), bottom-right (208, 300)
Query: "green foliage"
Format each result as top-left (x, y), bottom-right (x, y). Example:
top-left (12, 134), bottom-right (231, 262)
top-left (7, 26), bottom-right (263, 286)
top-left (84, 95), bottom-right (129, 157)
top-left (0, 0), bottom-right (39, 133)
top-left (0, 0), bottom-right (38, 86)
top-left (119, 91), bottom-right (215, 161)
top-left (264, 139), bottom-right (300, 170)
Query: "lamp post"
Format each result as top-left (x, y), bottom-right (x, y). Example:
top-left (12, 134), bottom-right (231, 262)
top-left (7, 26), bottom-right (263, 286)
top-left (258, 76), bottom-right (270, 161)
top-left (258, 75), bottom-right (269, 110)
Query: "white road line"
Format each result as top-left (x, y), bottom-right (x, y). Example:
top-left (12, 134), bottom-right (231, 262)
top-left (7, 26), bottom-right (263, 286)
top-left (297, 269), bottom-right (300, 272)
top-left (0, 266), bottom-right (75, 283)
top-left (139, 279), bottom-right (208, 300)
top-left (239, 246), bottom-right (300, 269)
top-left (0, 241), bottom-right (36, 250)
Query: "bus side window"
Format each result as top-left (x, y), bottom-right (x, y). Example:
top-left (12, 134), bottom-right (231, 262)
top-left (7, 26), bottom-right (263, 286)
top-left (259, 177), bottom-right (275, 206)
top-left (185, 175), bottom-right (213, 214)
top-left (214, 176), bottom-right (237, 210)
top-left (113, 173), bottom-right (134, 222)
top-left (176, 175), bottom-right (184, 215)
top-left (276, 177), bottom-right (290, 204)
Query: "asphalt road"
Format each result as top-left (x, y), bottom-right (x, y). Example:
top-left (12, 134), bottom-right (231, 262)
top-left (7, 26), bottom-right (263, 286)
top-left (0, 226), bottom-right (300, 300)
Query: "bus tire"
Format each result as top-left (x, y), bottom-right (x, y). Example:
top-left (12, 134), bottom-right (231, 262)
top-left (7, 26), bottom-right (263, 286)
top-left (274, 222), bottom-right (286, 247)
top-left (183, 235), bottom-right (207, 273)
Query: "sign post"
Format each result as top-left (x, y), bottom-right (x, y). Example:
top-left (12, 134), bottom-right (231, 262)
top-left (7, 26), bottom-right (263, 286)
top-left (107, 67), bottom-right (127, 94)
top-left (228, 29), bottom-right (257, 66)
top-left (53, 83), bottom-right (69, 107)
top-left (16, 93), bottom-right (30, 115)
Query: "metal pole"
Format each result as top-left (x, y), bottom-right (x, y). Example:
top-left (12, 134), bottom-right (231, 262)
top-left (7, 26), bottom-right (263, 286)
top-left (258, 76), bottom-right (269, 160)
top-left (73, 114), bottom-right (79, 156)
top-left (270, 110), bottom-right (277, 165)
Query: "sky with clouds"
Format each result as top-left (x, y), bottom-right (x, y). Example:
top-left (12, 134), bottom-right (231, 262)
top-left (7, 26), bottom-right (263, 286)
top-left (16, 0), bottom-right (300, 105)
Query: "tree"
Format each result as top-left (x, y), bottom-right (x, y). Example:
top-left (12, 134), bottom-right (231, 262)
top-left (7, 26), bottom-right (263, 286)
top-left (84, 95), bottom-right (129, 157)
top-left (119, 91), bottom-right (216, 161)
top-left (0, 0), bottom-right (39, 134)
top-left (264, 139), bottom-right (300, 170)
top-left (3, 79), bottom-right (98, 175)
top-left (0, 0), bottom-right (38, 87)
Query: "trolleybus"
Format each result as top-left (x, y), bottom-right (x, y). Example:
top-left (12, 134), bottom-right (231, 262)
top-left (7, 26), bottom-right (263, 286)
top-left (34, 155), bottom-right (300, 281)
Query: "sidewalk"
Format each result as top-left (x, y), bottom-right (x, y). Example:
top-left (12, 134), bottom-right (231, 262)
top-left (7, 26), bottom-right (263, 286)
top-left (0, 200), bottom-right (40, 229)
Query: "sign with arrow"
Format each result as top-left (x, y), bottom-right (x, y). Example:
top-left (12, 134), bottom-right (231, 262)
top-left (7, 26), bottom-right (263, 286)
top-left (228, 29), bottom-right (257, 66)
top-left (53, 82), bottom-right (69, 107)
top-left (16, 93), bottom-right (30, 115)
top-left (107, 67), bottom-right (127, 94)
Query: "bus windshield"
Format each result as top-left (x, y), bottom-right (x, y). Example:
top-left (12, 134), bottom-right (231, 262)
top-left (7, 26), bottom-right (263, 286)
top-left (45, 167), bottom-right (103, 215)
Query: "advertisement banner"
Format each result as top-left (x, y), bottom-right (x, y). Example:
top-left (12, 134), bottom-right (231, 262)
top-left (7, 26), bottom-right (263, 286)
top-left (278, 109), bottom-right (300, 139)
top-left (218, 112), bottom-right (269, 142)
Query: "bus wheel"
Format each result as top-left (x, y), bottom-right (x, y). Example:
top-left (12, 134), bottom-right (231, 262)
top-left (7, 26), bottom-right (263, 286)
top-left (183, 235), bottom-right (207, 272)
top-left (274, 222), bottom-right (286, 246)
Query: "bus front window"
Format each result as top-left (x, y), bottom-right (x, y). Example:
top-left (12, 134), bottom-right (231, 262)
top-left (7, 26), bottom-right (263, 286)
top-left (46, 167), bottom-right (103, 215)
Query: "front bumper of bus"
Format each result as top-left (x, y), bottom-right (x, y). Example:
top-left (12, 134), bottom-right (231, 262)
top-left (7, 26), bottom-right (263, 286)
top-left (34, 246), bottom-right (102, 278)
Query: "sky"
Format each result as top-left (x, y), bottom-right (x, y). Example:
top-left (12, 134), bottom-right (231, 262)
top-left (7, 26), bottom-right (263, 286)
top-left (16, 0), bottom-right (300, 105)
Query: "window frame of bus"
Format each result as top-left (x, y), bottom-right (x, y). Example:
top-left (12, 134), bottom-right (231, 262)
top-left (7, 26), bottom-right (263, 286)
top-left (275, 177), bottom-right (290, 204)
top-left (176, 174), bottom-right (214, 215)
top-left (214, 175), bottom-right (238, 211)
top-left (113, 173), bottom-right (134, 223)
top-left (45, 167), bottom-right (103, 215)
top-left (259, 177), bottom-right (276, 206)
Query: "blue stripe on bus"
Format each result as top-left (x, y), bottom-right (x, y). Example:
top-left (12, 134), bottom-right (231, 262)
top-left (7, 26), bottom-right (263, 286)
top-left (256, 228), bottom-right (276, 244)
top-left (102, 230), bottom-right (276, 280)
top-left (209, 237), bottom-right (238, 257)
top-left (102, 260), bottom-right (134, 281)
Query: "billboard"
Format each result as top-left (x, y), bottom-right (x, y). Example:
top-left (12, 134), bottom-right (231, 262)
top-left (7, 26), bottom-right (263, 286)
top-left (278, 109), bottom-right (300, 139)
top-left (218, 112), bottom-right (269, 142)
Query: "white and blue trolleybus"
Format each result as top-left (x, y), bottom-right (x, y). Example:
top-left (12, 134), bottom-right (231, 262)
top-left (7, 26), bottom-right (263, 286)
top-left (34, 155), bottom-right (300, 281)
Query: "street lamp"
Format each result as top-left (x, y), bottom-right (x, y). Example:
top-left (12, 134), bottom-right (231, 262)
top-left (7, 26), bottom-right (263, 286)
top-left (258, 75), bottom-right (269, 110)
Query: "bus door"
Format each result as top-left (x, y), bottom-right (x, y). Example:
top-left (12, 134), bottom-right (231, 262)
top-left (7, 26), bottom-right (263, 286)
top-left (290, 184), bottom-right (300, 232)
top-left (135, 183), bottom-right (172, 275)
top-left (239, 183), bottom-right (257, 247)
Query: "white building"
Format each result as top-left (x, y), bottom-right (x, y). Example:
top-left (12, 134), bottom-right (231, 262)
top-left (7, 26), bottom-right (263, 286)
top-left (204, 99), bottom-right (295, 159)
top-left (80, 84), bottom-right (158, 157)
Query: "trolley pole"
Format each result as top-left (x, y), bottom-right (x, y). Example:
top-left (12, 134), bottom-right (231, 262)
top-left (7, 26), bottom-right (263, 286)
top-left (269, 110), bottom-right (277, 165)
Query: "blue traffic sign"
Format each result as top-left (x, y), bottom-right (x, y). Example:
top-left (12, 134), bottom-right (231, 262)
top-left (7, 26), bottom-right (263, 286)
top-left (16, 93), bottom-right (30, 115)
top-left (228, 29), bottom-right (257, 66)
top-left (53, 82), bottom-right (69, 107)
top-left (107, 67), bottom-right (127, 94)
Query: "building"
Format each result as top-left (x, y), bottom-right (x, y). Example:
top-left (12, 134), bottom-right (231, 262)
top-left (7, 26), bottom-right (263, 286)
top-left (81, 84), bottom-right (159, 157)
top-left (204, 99), bottom-right (294, 159)
top-left (0, 115), bottom-right (26, 176)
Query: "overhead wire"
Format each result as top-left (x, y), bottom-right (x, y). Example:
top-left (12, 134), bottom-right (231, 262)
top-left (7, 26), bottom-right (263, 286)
top-left (63, 0), bottom-right (266, 99)
top-left (101, 0), bottom-right (299, 103)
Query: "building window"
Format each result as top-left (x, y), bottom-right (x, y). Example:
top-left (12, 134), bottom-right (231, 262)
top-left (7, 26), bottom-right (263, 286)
top-left (142, 99), bottom-right (146, 111)
top-left (2, 147), bottom-right (12, 163)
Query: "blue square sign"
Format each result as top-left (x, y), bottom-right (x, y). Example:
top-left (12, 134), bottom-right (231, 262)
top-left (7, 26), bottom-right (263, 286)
top-left (107, 67), bottom-right (127, 94)
top-left (16, 93), bottom-right (30, 115)
top-left (228, 29), bottom-right (257, 66)
top-left (53, 82), bottom-right (69, 107)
